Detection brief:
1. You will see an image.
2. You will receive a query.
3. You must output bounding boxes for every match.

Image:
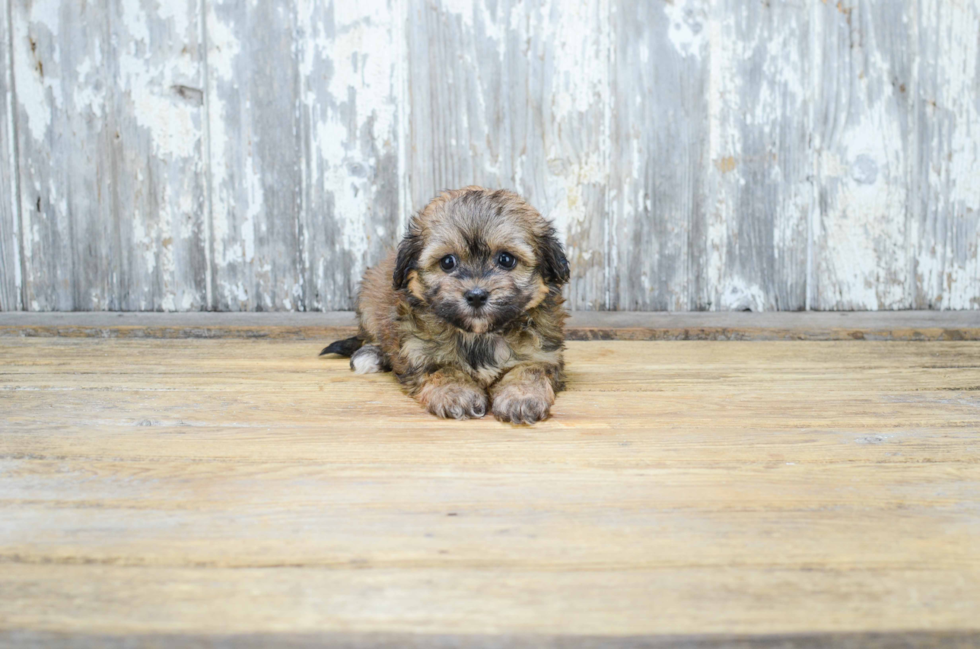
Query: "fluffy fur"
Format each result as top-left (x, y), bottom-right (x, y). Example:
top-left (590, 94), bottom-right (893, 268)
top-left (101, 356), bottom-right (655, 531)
top-left (321, 186), bottom-right (569, 425)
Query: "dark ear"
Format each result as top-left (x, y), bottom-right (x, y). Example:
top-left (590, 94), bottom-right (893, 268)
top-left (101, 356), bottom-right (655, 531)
top-left (392, 227), bottom-right (423, 290)
top-left (539, 226), bottom-right (570, 286)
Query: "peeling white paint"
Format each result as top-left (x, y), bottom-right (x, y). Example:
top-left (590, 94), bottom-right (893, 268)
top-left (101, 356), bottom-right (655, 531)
top-left (118, 1), bottom-right (200, 159)
top-left (13, 11), bottom-right (61, 142)
top-left (718, 278), bottom-right (766, 312)
top-left (549, 0), bottom-right (606, 120)
top-left (664, 0), bottom-right (706, 59)
top-left (2, 1), bottom-right (22, 308)
top-left (701, 2), bottom-right (811, 311)
top-left (297, 0), bottom-right (400, 310)
top-left (203, 0), bottom-right (242, 272)
top-left (4, 0), bottom-right (979, 312)
top-left (916, 0), bottom-right (980, 310)
top-left (206, 0), bottom-right (264, 308)
top-left (71, 52), bottom-right (104, 118)
top-left (814, 2), bottom-right (909, 310)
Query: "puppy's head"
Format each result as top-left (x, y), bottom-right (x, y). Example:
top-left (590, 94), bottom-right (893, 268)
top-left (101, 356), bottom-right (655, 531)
top-left (393, 187), bottom-right (569, 334)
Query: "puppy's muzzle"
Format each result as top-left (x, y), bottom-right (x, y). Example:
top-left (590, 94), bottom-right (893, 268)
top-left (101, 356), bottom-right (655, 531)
top-left (464, 288), bottom-right (490, 309)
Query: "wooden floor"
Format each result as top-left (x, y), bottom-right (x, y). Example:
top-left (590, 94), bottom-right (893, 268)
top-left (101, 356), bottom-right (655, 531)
top-left (1, 336), bottom-right (979, 647)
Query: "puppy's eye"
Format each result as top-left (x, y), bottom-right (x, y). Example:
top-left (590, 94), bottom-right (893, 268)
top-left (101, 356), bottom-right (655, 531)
top-left (496, 252), bottom-right (517, 270)
top-left (439, 255), bottom-right (458, 272)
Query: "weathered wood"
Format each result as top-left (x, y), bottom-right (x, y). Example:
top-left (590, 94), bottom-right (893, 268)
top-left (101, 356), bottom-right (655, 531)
top-left (810, 2), bottom-right (913, 310)
top-left (3, 631), bottom-right (980, 649)
top-left (406, 0), bottom-right (610, 310)
top-left (0, 339), bottom-right (978, 640)
top-left (297, 0), bottom-right (402, 312)
top-left (11, 0), bottom-right (107, 310)
top-left (0, 2), bottom-right (979, 313)
top-left (205, 0), bottom-right (305, 311)
top-left (108, 0), bottom-right (210, 311)
top-left (0, 0), bottom-right (20, 311)
top-left (0, 310), bottom-right (977, 341)
top-left (695, 0), bottom-right (810, 312)
top-left (10, 0), bottom-right (208, 311)
top-left (206, 0), bottom-right (400, 312)
top-left (608, 0), bottom-right (703, 311)
top-left (911, 0), bottom-right (980, 310)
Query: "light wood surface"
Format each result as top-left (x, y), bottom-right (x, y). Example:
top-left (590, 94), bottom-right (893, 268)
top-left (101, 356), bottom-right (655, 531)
top-left (0, 311), bottom-right (977, 341)
top-left (1, 337), bottom-right (979, 646)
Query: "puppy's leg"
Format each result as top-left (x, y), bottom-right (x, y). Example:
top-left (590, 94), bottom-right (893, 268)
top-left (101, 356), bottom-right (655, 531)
top-left (414, 368), bottom-right (488, 420)
top-left (350, 345), bottom-right (391, 374)
top-left (490, 363), bottom-right (560, 425)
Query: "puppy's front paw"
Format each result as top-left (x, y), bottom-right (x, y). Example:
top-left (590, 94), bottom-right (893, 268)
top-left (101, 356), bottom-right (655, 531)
top-left (423, 382), bottom-right (488, 420)
top-left (492, 383), bottom-right (553, 425)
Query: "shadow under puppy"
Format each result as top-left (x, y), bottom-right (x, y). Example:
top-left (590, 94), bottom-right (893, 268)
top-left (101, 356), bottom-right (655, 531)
top-left (321, 186), bottom-right (569, 424)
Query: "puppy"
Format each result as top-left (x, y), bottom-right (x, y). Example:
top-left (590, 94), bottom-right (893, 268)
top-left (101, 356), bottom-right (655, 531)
top-left (321, 186), bottom-right (569, 424)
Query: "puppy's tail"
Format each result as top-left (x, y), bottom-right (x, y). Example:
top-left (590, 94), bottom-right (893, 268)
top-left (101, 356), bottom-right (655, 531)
top-left (319, 336), bottom-right (364, 358)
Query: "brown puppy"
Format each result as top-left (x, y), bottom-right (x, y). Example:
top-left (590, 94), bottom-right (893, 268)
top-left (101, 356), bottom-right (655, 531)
top-left (321, 186), bottom-right (569, 424)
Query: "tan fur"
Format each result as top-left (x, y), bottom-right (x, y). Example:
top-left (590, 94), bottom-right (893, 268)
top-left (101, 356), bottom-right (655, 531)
top-left (344, 187), bottom-right (569, 425)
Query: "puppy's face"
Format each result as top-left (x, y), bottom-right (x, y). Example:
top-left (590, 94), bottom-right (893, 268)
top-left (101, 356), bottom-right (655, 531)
top-left (393, 188), bottom-right (569, 334)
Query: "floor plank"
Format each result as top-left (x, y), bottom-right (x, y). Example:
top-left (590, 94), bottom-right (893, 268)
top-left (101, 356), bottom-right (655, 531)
top-left (1, 338), bottom-right (978, 645)
top-left (0, 311), bottom-right (978, 341)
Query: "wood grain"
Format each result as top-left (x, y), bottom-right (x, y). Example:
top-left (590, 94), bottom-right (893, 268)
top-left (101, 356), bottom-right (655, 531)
top-left (11, 0), bottom-right (107, 310)
top-left (9, 0), bottom-right (208, 311)
top-left (1, 337), bottom-right (978, 643)
top-left (0, 2), bottom-right (978, 313)
top-left (2, 630), bottom-right (980, 649)
top-left (405, 0), bottom-right (610, 310)
top-left (206, 0), bottom-right (401, 312)
top-left (810, 1), bottom-right (913, 310)
top-left (109, 0), bottom-right (210, 311)
top-left (608, 0), bottom-right (702, 311)
top-left (298, 0), bottom-right (402, 312)
top-left (0, 0), bottom-right (20, 311)
top-left (911, 0), bottom-right (980, 310)
top-left (205, 0), bottom-right (305, 311)
top-left (696, 0), bottom-right (810, 312)
top-left (0, 311), bottom-right (978, 341)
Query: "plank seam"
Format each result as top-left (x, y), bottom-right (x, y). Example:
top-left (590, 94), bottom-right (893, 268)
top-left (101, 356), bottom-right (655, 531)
top-left (804, 1), bottom-right (818, 312)
top-left (905, 2), bottom-right (918, 311)
top-left (601, 0), bottom-right (613, 311)
top-left (103, 3), bottom-right (119, 311)
top-left (4, 0), bottom-right (23, 311)
top-left (395, 0), bottom-right (409, 237)
top-left (199, 0), bottom-right (216, 311)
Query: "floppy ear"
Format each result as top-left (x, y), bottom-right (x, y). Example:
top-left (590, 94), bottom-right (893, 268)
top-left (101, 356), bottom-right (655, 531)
top-left (392, 226), bottom-right (423, 290)
top-left (538, 226), bottom-right (570, 286)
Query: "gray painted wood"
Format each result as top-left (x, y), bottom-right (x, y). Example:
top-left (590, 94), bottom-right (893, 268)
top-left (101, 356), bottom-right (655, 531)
top-left (405, 0), bottom-right (610, 310)
top-left (912, 0), bottom-right (980, 310)
top-left (810, 1), bottom-right (913, 310)
top-left (0, 0), bottom-right (20, 311)
top-left (10, 0), bottom-right (207, 311)
top-left (694, 0), bottom-right (810, 312)
top-left (297, 0), bottom-right (401, 312)
top-left (11, 0), bottom-right (104, 311)
top-left (1, 1), bottom-right (978, 312)
top-left (107, 0), bottom-right (210, 312)
top-left (205, 0), bottom-right (304, 312)
top-left (206, 0), bottom-right (400, 312)
top-left (609, 0), bottom-right (705, 311)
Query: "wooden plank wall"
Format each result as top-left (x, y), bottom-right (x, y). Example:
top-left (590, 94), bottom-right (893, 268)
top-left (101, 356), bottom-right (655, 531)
top-left (0, 0), bottom-right (977, 312)
top-left (0, 0), bottom-right (18, 311)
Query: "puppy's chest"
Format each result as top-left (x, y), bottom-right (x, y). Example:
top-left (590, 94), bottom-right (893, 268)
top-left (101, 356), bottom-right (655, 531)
top-left (454, 334), bottom-right (513, 383)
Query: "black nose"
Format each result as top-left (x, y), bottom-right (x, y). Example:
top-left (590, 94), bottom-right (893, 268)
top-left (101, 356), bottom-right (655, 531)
top-left (464, 288), bottom-right (489, 308)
